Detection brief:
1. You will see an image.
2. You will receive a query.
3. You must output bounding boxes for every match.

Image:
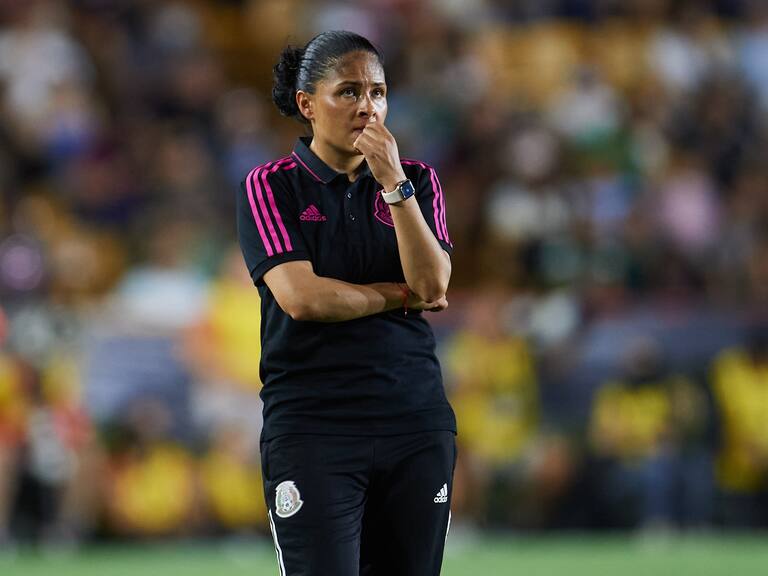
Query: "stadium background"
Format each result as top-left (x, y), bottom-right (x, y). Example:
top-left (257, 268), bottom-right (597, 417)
top-left (1, 0), bottom-right (768, 573)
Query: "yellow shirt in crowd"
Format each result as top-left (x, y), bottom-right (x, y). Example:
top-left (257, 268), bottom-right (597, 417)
top-left (589, 380), bottom-right (672, 461)
top-left (446, 332), bottom-right (538, 464)
top-left (712, 349), bottom-right (768, 492)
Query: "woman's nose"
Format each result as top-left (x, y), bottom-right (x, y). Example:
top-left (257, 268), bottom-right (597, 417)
top-left (358, 94), bottom-right (374, 116)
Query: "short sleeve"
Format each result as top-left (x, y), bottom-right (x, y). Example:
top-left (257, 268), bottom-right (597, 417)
top-left (411, 163), bottom-right (453, 255)
top-left (236, 166), bottom-right (310, 286)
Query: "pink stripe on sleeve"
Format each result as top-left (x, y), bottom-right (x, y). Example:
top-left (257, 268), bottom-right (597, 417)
top-left (264, 158), bottom-right (295, 252)
top-left (255, 161), bottom-right (284, 254)
top-left (401, 159), bottom-right (450, 245)
top-left (427, 167), bottom-right (446, 242)
top-left (245, 166), bottom-right (274, 257)
top-left (433, 169), bottom-right (451, 245)
top-left (270, 158), bottom-right (295, 171)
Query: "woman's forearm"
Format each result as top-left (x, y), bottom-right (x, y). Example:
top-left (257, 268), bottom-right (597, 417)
top-left (298, 278), bottom-right (405, 322)
top-left (350, 118), bottom-right (451, 302)
top-left (389, 198), bottom-right (451, 302)
top-left (264, 260), bottom-right (404, 322)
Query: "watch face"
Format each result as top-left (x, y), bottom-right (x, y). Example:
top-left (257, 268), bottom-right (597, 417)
top-left (400, 179), bottom-right (416, 200)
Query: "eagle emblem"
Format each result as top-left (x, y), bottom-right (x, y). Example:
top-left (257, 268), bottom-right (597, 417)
top-left (275, 480), bottom-right (304, 518)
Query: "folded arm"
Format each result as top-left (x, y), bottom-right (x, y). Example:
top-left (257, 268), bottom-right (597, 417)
top-left (388, 199), bottom-right (451, 303)
top-left (353, 118), bottom-right (451, 302)
top-left (263, 260), bottom-right (447, 323)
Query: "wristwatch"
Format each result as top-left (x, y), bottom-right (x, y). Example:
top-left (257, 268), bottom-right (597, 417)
top-left (381, 179), bottom-right (416, 205)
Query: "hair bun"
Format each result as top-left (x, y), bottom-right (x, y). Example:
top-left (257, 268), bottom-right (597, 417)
top-left (272, 46), bottom-right (305, 118)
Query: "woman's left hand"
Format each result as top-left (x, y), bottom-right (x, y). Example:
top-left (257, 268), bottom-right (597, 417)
top-left (407, 291), bottom-right (448, 313)
top-left (353, 116), bottom-right (407, 192)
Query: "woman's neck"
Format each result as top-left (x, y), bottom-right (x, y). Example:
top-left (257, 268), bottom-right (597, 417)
top-left (309, 138), bottom-right (366, 182)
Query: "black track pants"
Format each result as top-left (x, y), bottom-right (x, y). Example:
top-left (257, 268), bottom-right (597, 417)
top-left (261, 431), bottom-right (456, 576)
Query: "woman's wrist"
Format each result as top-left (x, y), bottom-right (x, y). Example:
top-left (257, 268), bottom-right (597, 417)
top-left (381, 169), bottom-right (407, 193)
top-left (366, 282), bottom-right (410, 313)
top-left (396, 283), bottom-right (410, 316)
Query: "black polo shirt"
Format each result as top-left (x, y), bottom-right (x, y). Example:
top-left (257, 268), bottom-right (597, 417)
top-left (236, 137), bottom-right (456, 441)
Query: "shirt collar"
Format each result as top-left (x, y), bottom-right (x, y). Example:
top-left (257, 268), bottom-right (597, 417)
top-left (291, 137), bottom-right (371, 185)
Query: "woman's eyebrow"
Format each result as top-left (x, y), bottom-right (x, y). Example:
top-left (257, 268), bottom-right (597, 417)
top-left (335, 80), bottom-right (387, 87)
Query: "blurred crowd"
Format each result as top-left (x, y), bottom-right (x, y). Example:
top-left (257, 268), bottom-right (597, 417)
top-left (1, 0), bottom-right (768, 546)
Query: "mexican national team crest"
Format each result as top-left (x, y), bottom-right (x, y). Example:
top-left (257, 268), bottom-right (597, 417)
top-left (275, 480), bottom-right (304, 518)
top-left (374, 190), bottom-right (395, 228)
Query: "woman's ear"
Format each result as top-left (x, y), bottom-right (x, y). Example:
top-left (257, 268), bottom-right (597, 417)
top-left (296, 90), bottom-right (313, 121)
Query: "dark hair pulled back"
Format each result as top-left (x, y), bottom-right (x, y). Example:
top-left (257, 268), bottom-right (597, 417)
top-left (272, 31), bottom-right (383, 122)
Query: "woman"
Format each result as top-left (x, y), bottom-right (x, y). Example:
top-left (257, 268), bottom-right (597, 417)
top-left (236, 30), bottom-right (456, 576)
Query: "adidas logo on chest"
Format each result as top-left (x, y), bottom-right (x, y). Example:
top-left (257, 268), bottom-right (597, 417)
top-left (300, 204), bottom-right (327, 222)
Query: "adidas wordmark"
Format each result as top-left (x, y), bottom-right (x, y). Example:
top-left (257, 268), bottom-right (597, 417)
top-left (299, 204), bottom-right (327, 222)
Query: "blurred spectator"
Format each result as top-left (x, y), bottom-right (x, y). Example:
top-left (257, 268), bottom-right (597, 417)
top-left (548, 66), bottom-right (622, 144)
top-left (104, 398), bottom-right (196, 537)
top-left (0, 351), bottom-right (25, 544)
top-left (652, 150), bottom-right (720, 259)
top-left (184, 245), bottom-right (263, 447)
top-left (199, 423), bottom-right (266, 533)
top-left (182, 245), bottom-right (265, 533)
top-left (183, 245), bottom-right (263, 393)
top-left (2, 354), bottom-right (99, 545)
top-left (736, 0), bottom-right (768, 113)
top-left (586, 338), bottom-right (712, 529)
top-left (646, 2), bottom-right (731, 97)
top-left (214, 88), bottom-right (275, 189)
top-left (444, 284), bottom-right (574, 528)
top-left (711, 324), bottom-right (768, 527)
top-left (0, 1), bottom-right (94, 150)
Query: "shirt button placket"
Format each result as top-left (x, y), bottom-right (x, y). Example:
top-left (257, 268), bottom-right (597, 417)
top-left (345, 188), bottom-right (355, 221)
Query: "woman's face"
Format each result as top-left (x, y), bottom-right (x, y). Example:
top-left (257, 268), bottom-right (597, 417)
top-left (297, 51), bottom-right (387, 156)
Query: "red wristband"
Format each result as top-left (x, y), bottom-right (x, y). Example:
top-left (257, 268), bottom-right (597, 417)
top-left (398, 283), bottom-right (410, 316)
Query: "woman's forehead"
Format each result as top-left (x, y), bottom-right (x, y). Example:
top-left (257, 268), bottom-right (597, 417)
top-left (326, 51), bottom-right (385, 84)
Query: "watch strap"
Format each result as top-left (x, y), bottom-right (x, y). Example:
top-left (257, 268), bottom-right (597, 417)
top-left (381, 186), bottom-right (405, 204)
top-left (381, 179), bottom-right (414, 205)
